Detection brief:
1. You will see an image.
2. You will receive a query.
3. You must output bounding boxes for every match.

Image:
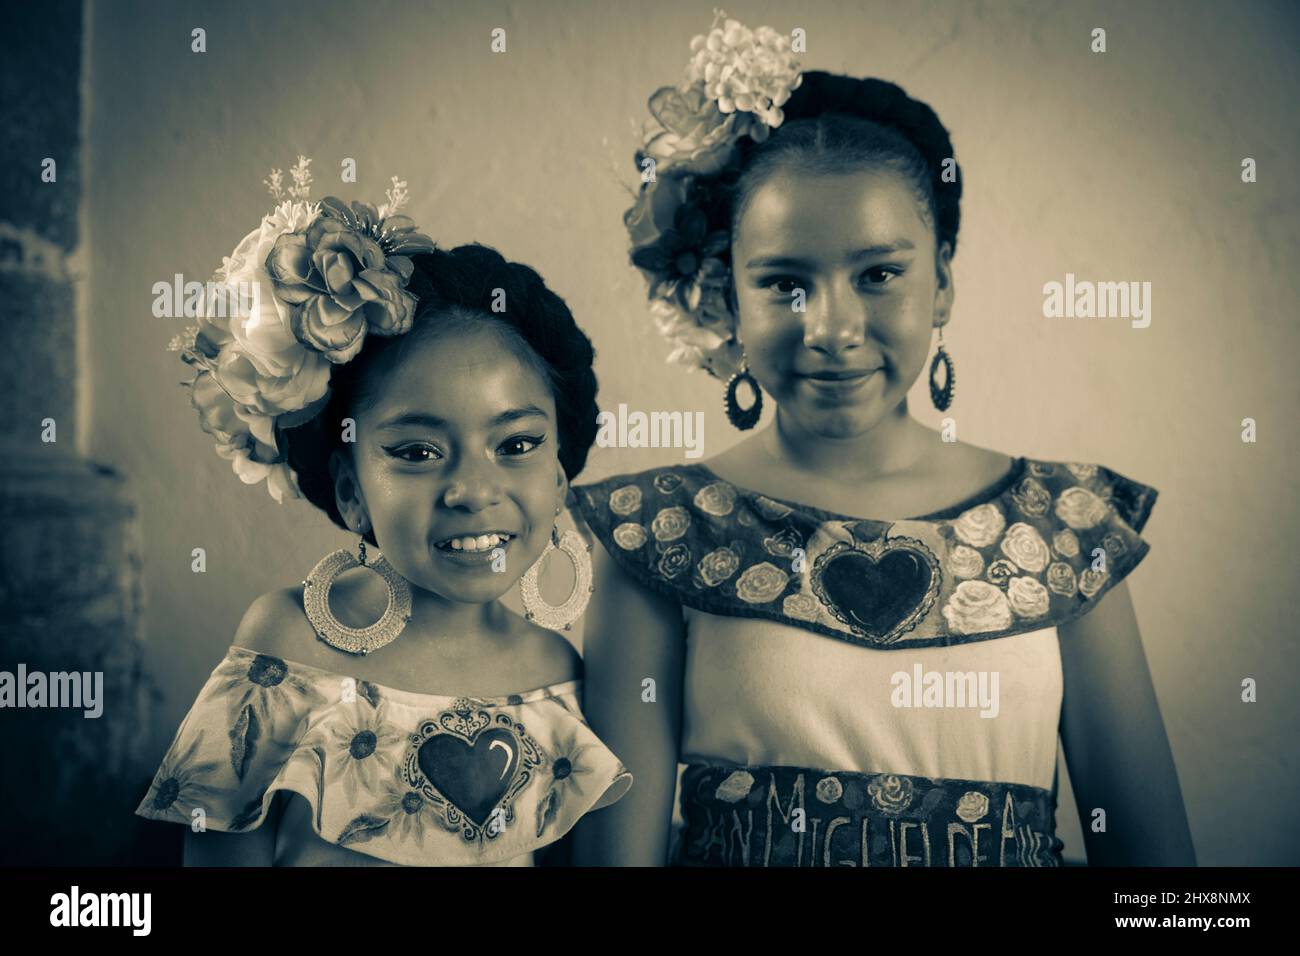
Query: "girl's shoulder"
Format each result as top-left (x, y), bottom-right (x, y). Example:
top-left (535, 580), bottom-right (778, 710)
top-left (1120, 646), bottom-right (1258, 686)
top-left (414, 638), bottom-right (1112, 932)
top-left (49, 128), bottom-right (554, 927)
top-left (233, 585), bottom-right (317, 662)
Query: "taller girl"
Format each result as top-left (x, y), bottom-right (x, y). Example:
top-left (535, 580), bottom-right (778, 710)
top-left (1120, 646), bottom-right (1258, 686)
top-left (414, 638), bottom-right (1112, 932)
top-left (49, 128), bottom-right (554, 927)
top-left (571, 12), bottom-right (1193, 867)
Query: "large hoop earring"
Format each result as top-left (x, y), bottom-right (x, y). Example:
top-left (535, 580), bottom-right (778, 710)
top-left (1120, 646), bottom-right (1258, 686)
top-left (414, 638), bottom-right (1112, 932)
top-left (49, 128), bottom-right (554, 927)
top-left (725, 358), bottom-right (763, 431)
top-left (519, 527), bottom-right (593, 631)
top-left (302, 534), bottom-right (412, 656)
top-left (929, 328), bottom-right (956, 412)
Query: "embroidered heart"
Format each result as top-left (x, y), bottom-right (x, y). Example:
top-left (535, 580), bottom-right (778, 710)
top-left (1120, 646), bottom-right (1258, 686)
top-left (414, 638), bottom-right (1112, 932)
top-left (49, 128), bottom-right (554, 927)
top-left (812, 538), bottom-right (938, 644)
top-left (417, 728), bottom-right (521, 826)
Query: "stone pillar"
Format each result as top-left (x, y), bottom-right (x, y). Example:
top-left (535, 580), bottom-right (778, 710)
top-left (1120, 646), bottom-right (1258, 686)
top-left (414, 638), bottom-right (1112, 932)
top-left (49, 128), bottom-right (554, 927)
top-left (0, 0), bottom-right (158, 864)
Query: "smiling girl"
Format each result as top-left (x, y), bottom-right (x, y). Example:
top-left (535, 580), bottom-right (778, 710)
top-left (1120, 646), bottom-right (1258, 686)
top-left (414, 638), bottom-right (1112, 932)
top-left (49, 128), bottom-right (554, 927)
top-left (570, 15), bottom-right (1194, 867)
top-left (136, 178), bottom-right (630, 865)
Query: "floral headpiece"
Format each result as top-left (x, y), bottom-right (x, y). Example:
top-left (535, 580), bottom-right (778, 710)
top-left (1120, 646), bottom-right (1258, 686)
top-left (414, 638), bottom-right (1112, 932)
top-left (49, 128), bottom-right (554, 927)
top-left (166, 156), bottom-right (436, 502)
top-left (624, 10), bottom-right (801, 379)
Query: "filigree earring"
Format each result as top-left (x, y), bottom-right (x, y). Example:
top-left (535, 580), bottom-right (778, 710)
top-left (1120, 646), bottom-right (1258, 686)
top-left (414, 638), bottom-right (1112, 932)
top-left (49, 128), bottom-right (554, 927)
top-left (302, 525), bottom-right (412, 656)
top-left (929, 328), bottom-right (956, 411)
top-left (519, 525), bottom-right (594, 631)
top-left (725, 354), bottom-right (763, 430)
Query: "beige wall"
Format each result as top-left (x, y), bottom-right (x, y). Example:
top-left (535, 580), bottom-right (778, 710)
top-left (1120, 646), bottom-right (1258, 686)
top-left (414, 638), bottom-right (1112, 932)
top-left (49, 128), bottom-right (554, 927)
top-left (87, 0), bottom-right (1299, 864)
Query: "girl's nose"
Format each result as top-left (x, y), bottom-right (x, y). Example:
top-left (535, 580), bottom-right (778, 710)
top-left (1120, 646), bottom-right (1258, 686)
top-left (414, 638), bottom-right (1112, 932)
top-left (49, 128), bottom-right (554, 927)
top-left (802, 281), bottom-right (866, 357)
top-left (440, 463), bottom-right (503, 512)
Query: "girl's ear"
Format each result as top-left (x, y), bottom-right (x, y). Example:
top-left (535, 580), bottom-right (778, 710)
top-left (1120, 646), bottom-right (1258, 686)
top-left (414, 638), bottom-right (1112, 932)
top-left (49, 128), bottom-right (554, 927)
top-left (557, 464), bottom-right (571, 512)
top-left (330, 448), bottom-right (368, 532)
top-left (933, 239), bottom-right (955, 326)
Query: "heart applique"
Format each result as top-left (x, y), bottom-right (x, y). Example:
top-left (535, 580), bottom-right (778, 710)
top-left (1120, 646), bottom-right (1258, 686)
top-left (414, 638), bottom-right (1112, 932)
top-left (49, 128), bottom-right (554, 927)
top-left (810, 537), bottom-right (940, 644)
top-left (416, 728), bottom-right (521, 826)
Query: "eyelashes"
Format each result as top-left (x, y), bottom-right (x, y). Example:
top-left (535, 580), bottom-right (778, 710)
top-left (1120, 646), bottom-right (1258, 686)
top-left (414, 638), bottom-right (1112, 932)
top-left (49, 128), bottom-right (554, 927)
top-left (384, 443), bottom-right (441, 463)
top-left (499, 435), bottom-right (546, 456)
top-left (756, 267), bottom-right (905, 298)
top-left (383, 434), bottom-right (547, 463)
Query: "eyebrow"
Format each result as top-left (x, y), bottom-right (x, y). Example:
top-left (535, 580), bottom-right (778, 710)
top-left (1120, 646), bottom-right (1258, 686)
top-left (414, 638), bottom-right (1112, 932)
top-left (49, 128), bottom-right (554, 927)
top-left (374, 404), bottom-right (551, 432)
top-left (744, 241), bottom-right (917, 270)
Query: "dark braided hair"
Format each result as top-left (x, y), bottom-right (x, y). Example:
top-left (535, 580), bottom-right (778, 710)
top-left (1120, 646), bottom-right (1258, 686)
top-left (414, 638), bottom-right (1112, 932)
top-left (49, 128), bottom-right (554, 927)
top-left (280, 244), bottom-right (599, 546)
top-left (713, 71), bottom-right (962, 261)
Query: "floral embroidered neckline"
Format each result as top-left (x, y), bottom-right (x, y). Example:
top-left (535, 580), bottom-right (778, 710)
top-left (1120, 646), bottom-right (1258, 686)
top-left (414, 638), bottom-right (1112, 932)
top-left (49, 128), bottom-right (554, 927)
top-left (687, 456), bottom-right (1029, 526)
top-left (575, 456), bottom-right (1156, 651)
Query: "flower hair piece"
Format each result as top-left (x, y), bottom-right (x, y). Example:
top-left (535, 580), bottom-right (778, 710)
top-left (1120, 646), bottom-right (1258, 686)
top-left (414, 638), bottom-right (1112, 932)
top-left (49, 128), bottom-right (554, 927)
top-left (166, 157), bottom-right (436, 502)
top-left (625, 10), bottom-right (801, 379)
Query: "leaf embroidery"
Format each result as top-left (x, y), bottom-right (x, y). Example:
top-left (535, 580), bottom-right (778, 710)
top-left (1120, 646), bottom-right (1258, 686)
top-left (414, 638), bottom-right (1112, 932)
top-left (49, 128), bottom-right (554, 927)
top-left (357, 680), bottom-right (381, 708)
top-left (535, 787), bottom-right (559, 838)
top-left (337, 814), bottom-right (391, 846)
top-left (229, 704), bottom-right (261, 782)
top-left (230, 794), bottom-right (267, 830)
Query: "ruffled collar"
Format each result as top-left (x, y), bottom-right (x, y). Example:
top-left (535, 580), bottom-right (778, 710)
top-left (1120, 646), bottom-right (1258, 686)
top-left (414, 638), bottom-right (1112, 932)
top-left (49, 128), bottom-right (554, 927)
top-left (136, 646), bottom-right (632, 865)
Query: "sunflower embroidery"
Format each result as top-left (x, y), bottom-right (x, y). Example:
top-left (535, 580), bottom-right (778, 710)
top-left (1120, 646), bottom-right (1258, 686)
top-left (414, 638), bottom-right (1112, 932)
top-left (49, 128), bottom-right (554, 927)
top-left (321, 695), bottom-right (406, 804)
top-left (337, 772), bottom-right (457, 849)
top-left (140, 729), bottom-right (225, 823)
top-left (211, 651), bottom-right (325, 781)
top-left (534, 726), bottom-right (600, 837)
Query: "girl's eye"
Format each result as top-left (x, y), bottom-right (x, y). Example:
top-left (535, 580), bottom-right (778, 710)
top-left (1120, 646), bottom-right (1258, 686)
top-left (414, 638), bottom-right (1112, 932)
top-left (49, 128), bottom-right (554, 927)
top-left (760, 276), bottom-right (803, 297)
top-left (499, 435), bottom-right (545, 456)
top-left (861, 266), bottom-right (904, 286)
top-left (386, 444), bottom-right (441, 463)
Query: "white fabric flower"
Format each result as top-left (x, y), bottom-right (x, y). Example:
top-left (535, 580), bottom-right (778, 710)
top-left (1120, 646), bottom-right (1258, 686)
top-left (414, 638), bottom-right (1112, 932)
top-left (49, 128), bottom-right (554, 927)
top-left (685, 15), bottom-right (802, 128)
top-left (220, 201), bottom-right (320, 379)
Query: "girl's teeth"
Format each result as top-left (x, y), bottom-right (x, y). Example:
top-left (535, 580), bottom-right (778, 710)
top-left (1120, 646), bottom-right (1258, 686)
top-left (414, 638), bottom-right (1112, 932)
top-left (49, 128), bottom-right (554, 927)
top-left (446, 533), bottom-right (508, 552)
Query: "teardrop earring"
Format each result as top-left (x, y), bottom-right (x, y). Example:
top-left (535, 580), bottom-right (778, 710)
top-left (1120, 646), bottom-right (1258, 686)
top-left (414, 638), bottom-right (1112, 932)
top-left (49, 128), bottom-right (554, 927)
top-left (929, 328), bottom-right (956, 412)
top-left (724, 353), bottom-right (763, 430)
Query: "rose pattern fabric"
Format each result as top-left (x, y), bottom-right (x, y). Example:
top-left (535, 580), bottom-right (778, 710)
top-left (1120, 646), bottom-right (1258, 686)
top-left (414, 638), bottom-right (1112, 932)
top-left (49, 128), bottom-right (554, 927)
top-left (575, 457), bottom-right (1156, 651)
top-left (608, 485), bottom-right (642, 516)
top-left (697, 547), bottom-right (740, 586)
top-left (650, 506), bottom-right (691, 542)
top-left (612, 522), bottom-right (648, 551)
top-left (949, 544), bottom-right (985, 579)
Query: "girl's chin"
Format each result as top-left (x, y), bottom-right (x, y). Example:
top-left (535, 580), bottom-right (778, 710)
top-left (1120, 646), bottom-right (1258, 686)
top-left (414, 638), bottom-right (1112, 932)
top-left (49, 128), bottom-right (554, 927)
top-left (415, 575), bottom-right (517, 606)
top-left (785, 401), bottom-right (885, 439)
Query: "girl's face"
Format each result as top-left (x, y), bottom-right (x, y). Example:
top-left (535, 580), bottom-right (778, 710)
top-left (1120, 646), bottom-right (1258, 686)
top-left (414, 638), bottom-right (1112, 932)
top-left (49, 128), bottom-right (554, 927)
top-left (333, 321), bottom-right (565, 606)
top-left (731, 166), bottom-right (953, 439)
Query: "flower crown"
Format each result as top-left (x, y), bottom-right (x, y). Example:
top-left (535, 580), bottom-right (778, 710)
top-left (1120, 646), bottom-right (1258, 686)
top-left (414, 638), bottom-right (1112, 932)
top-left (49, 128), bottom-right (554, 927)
top-left (166, 156), bottom-right (436, 502)
top-left (624, 10), bottom-right (802, 380)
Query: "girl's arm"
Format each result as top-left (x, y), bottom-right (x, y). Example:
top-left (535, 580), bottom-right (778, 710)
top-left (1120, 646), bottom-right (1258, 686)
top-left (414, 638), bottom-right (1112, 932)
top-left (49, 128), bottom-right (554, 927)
top-left (182, 792), bottom-right (282, 867)
top-left (1057, 580), bottom-right (1196, 865)
top-left (570, 532), bottom-right (686, 866)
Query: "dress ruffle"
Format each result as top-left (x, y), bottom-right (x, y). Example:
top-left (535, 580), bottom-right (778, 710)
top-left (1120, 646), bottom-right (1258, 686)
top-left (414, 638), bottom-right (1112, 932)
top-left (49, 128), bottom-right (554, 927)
top-left (136, 647), bottom-right (632, 865)
top-left (575, 457), bottom-right (1157, 650)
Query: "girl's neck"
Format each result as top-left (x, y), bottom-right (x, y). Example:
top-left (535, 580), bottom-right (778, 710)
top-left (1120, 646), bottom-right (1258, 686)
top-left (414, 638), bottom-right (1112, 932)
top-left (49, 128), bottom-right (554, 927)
top-left (406, 587), bottom-right (510, 646)
top-left (763, 400), bottom-right (931, 484)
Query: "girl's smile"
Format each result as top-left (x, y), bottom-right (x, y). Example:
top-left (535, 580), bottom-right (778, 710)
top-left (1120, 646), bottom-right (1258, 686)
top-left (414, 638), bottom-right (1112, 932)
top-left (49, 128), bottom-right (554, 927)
top-left (431, 530), bottom-right (517, 568)
top-left (796, 366), bottom-right (884, 401)
top-left (335, 317), bottom-right (566, 606)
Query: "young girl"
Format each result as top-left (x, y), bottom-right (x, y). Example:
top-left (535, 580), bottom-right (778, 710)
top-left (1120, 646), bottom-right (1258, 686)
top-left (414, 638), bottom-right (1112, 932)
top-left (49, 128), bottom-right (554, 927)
top-left (137, 173), bottom-right (631, 865)
top-left (570, 14), bottom-right (1194, 867)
